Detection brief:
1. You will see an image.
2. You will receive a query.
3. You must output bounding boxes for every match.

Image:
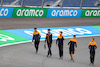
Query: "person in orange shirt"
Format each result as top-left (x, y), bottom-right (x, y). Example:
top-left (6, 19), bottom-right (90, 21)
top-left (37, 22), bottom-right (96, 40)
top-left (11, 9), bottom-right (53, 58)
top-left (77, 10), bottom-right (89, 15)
top-left (56, 31), bottom-right (65, 59)
top-left (88, 38), bottom-right (97, 65)
top-left (32, 28), bottom-right (41, 54)
top-left (67, 35), bottom-right (77, 62)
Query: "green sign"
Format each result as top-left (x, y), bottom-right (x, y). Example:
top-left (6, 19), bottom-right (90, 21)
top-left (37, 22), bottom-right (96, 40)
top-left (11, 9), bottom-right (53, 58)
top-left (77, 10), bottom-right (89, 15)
top-left (12, 7), bottom-right (48, 18)
top-left (0, 30), bottom-right (29, 45)
top-left (81, 9), bottom-right (100, 17)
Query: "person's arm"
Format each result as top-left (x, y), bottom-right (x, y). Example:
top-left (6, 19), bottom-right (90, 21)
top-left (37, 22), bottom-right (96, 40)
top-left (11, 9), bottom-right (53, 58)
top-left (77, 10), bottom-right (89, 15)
top-left (62, 36), bottom-right (65, 40)
top-left (56, 36), bottom-right (58, 46)
top-left (37, 32), bottom-right (41, 41)
top-left (95, 42), bottom-right (97, 49)
top-left (75, 40), bottom-right (77, 48)
top-left (68, 39), bottom-right (71, 45)
top-left (32, 32), bottom-right (34, 42)
top-left (51, 33), bottom-right (52, 44)
top-left (75, 40), bottom-right (77, 50)
top-left (67, 39), bottom-right (71, 48)
top-left (39, 32), bottom-right (41, 37)
top-left (45, 34), bottom-right (47, 43)
top-left (32, 32), bottom-right (35, 44)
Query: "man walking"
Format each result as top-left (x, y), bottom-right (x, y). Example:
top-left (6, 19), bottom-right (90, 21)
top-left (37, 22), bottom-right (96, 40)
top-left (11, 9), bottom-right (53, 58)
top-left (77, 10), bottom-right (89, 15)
top-left (56, 31), bottom-right (65, 59)
top-left (32, 28), bottom-right (41, 54)
top-left (67, 35), bottom-right (77, 62)
top-left (44, 29), bottom-right (52, 57)
top-left (88, 38), bottom-right (97, 65)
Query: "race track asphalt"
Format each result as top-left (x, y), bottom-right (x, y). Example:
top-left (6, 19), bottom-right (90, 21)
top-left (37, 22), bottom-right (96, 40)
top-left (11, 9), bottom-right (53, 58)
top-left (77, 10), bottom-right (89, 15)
top-left (0, 18), bottom-right (100, 67)
top-left (0, 18), bottom-right (100, 30)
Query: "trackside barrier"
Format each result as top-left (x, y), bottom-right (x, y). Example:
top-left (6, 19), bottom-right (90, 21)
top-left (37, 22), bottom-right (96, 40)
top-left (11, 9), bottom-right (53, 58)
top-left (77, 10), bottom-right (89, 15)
top-left (0, 7), bottom-right (100, 18)
top-left (12, 7), bottom-right (48, 18)
top-left (47, 9), bottom-right (82, 17)
top-left (81, 9), bottom-right (100, 17)
top-left (0, 7), bottom-right (13, 18)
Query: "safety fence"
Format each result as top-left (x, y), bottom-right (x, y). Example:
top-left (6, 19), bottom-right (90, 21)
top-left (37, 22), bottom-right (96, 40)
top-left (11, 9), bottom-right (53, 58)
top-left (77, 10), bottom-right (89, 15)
top-left (0, 7), bottom-right (100, 18)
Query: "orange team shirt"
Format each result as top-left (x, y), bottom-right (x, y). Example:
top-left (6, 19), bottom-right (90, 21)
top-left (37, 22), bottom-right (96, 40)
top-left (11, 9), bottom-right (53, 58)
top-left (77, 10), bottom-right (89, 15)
top-left (56, 35), bottom-right (64, 45)
top-left (33, 31), bottom-right (41, 37)
top-left (89, 42), bottom-right (97, 46)
top-left (69, 38), bottom-right (77, 44)
top-left (57, 36), bottom-right (65, 39)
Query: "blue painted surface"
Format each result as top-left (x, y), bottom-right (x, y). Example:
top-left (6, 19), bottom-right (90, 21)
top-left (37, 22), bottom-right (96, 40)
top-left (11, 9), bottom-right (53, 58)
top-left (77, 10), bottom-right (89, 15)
top-left (4, 26), bottom-right (100, 40)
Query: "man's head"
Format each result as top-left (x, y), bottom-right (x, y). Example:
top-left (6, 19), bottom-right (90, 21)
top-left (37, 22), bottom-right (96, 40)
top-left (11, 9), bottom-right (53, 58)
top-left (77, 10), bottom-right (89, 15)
top-left (48, 29), bottom-right (50, 33)
top-left (34, 28), bottom-right (37, 31)
top-left (91, 38), bottom-right (94, 42)
top-left (60, 31), bottom-right (63, 36)
top-left (73, 35), bottom-right (76, 39)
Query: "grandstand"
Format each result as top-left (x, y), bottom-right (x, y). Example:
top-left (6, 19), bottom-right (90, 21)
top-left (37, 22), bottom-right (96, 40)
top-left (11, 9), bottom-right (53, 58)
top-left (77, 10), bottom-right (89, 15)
top-left (0, 0), bottom-right (99, 7)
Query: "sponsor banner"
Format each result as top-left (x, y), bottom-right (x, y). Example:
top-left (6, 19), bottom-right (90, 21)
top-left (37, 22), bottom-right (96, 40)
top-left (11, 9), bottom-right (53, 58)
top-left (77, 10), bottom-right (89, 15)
top-left (5, 26), bottom-right (100, 41)
top-left (0, 7), bottom-right (100, 18)
top-left (47, 9), bottom-right (82, 17)
top-left (12, 7), bottom-right (48, 18)
top-left (0, 7), bottom-right (13, 18)
top-left (0, 30), bottom-right (29, 45)
top-left (81, 9), bottom-right (100, 17)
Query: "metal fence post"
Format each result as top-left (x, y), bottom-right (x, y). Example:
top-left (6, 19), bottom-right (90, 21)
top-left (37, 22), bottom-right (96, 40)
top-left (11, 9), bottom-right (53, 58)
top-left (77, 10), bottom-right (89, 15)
top-left (80, 0), bottom-right (83, 9)
top-left (61, 0), bottom-right (64, 8)
top-left (42, 0), bottom-right (45, 8)
top-left (21, 0), bottom-right (24, 7)
top-left (1, 0), bottom-right (4, 7)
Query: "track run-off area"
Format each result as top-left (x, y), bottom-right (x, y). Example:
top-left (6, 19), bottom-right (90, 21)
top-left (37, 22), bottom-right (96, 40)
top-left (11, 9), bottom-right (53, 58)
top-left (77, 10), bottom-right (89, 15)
top-left (0, 18), bottom-right (100, 67)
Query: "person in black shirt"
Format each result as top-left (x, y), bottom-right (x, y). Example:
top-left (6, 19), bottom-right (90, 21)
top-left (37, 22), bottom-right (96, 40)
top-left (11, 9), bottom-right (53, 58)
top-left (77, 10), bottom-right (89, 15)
top-left (88, 38), bottom-right (97, 65)
top-left (44, 29), bottom-right (52, 57)
top-left (56, 31), bottom-right (65, 59)
top-left (67, 35), bottom-right (77, 62)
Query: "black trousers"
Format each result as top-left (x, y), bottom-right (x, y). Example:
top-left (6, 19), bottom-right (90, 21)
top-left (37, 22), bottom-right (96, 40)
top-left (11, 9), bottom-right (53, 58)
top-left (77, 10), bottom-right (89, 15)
top-left (34, 41), bottom-right (40, 52)
top-left (47, 43), bottom-right (52, 55)
top-left (58, 45), bottom-right (63, 57)
top-left (90, 51), bottom-right (95, 63)
top-left (69, 48), bottom-right (74, 54)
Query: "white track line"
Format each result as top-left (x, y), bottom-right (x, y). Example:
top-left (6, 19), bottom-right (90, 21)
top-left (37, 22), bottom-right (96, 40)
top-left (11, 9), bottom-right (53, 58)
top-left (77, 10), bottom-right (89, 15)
top-left (0, 34), bottom-right (100, 48)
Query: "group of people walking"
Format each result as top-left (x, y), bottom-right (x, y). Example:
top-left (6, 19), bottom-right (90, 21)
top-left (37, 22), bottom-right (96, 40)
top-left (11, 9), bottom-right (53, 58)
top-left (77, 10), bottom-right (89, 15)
top-left (32, 28), bottom-right (97, 65)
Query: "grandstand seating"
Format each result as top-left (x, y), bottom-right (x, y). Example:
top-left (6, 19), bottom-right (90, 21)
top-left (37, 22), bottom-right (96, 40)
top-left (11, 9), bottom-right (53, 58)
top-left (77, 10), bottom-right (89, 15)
top-left (63, 0), bottom-right (98, 7)
top-left (2, 0), bottom-right (15, 5)
top-left (82, 0), bottom-right (98, 7)
top-left (0, 0), bottom-right (99, 7)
